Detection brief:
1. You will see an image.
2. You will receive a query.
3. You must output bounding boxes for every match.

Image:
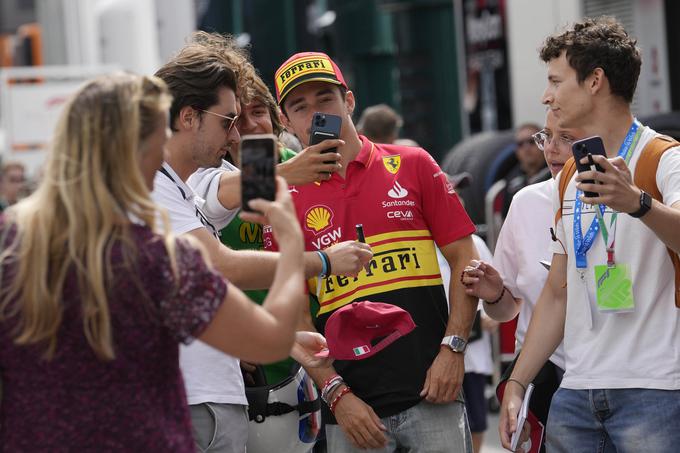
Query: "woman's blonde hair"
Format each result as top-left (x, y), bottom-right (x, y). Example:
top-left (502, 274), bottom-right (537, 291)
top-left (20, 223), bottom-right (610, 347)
top-left (0, 73), bottom-right (173, 360)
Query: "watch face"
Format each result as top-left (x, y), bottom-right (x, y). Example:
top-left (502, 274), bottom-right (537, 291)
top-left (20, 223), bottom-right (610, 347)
top-left (444, 336), bottom-right (467, 352)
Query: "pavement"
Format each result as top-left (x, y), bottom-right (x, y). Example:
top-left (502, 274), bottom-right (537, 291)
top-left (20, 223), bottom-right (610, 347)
top-left (480, 412), bottom-right (507, 453)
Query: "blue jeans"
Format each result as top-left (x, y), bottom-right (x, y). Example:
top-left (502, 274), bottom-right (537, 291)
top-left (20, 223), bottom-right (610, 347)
top-left (325, 398), bottom-right (472, 453)
top-left (547, 388), bottom-right (680, 453)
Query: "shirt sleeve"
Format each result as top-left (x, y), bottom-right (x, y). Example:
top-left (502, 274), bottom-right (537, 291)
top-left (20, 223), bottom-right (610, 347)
top-left (656, 145), bottom-right (680, 207)
top-left (188, 164), bottom-right (240, 230)
top-left (417, 150), bottom-right (476, 247)
top-left (492, 207), bottom-right (521, 296)
top-left (156, 237), bottom-right (228, 344)
top-left (549, 175), bottom-right (568, 255)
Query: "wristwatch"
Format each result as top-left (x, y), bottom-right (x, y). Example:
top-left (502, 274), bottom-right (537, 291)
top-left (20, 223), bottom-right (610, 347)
top-left (629, 190), bottom-right (652, 218)
top-left (441, 335), bottom-right (467, 353)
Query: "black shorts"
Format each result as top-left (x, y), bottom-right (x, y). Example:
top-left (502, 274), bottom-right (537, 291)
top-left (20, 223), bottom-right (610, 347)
top-left (462, 372), bottom-right (488, 433)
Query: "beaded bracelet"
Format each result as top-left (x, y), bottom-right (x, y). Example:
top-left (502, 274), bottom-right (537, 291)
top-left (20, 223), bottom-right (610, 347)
top-left (484, 286), bottom-right (506, 305)
top-left (329, 386), bottom-right (352, 413)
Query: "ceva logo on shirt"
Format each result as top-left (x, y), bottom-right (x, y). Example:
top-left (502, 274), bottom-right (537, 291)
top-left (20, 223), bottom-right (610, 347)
top-left (388, 181), bottom-right (408, 199)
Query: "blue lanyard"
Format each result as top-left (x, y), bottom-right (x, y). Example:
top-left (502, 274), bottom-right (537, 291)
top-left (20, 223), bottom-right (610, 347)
top-left (573, 121), bottom-right (640, 269)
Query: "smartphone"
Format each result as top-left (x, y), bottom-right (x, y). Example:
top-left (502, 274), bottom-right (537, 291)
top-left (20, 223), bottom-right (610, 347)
top-left (310, 112), bottom-right (342, 162)
top-left (240, 134), bottom-right (277, 212)
top-left (571, 136), bottom-right (607, 198)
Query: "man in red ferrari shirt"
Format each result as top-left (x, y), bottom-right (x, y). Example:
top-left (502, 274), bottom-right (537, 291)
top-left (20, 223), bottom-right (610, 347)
top-left (271, 52), bottom-right (479, 452)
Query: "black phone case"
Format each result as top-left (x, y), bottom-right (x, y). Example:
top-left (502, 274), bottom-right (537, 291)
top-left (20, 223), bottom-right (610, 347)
top-left (310, 113), bottom-right (341, 158)
top-left (240, 136), bottom-right (276, 212)
top-left (571, 136), bottom-right (607, 198)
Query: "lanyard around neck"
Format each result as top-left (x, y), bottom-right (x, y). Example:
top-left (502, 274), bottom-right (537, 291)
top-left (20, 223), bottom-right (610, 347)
top-left (573, 121), bottom-right (642, 269)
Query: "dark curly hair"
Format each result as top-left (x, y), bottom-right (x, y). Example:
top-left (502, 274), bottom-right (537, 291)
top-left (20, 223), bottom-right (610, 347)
top-left (539, 16), bottom-right (641, 103)
top-left (155, 32), bottom-right (257, 131)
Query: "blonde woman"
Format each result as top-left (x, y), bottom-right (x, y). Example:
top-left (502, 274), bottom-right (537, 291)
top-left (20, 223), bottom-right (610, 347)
top-left (0, 73), bottom-right (307, 451)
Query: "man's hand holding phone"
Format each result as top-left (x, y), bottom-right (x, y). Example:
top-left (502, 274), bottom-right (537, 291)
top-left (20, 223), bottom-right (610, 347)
top-left (575, 153), bottom-right (641, 213)
top-left (277, 139), bottom-right (344, 185)
top-left (571, 135), bottom-right (641, 212)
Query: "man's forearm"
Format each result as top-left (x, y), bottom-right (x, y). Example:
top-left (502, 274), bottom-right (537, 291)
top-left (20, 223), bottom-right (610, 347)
top-left (444, 237), bottom-right (480, 338)
top-left (639, 199), bottom-right (680, 254)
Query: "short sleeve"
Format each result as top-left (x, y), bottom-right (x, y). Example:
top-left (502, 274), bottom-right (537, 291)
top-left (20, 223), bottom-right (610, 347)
top-left (657, 145), bottom-right (680, 207)
top-left (492, 210), bottom-right (521, 296)
top-left (156, 238), bottom-right (228, 344)
top-left (549, 175), bottom-right (567, 255)
top-left (417, 151), bottom-right (476, 247)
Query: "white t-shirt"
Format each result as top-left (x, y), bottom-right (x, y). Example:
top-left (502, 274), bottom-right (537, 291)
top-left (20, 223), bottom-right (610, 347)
top-left (493, 180), bottom-right (566, 370)
top-left (551, 126), bottom-right (680, 390)
top-left (187, 161), bottom-right (240, 226)
top-left (437, 235), bottom-right (494, 375)
top-left (151, 162), bottom-right (246, 406)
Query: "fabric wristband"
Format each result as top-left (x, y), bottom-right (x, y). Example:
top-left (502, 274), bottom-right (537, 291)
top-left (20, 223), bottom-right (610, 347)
top-left (329, 386), bottom-right (352, 413)
top-left (320, 250), bottom-right (332, 276)
top-left (316, 250), bottom-right (329, 277)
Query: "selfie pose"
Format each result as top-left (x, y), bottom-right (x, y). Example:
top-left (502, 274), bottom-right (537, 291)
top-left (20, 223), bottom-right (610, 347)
top-left (270, 51), bottom-right (480, 453)
top-left (152, 33), bottom-right (371, 452)
top-left (0, 73), bottom-right (310, 451)
top-left (497, 17), bottom-right (680, 452)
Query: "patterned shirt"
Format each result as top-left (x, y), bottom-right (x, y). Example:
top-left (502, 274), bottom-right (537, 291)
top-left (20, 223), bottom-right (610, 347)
top-left (0, 222), bottom-right (227, 451)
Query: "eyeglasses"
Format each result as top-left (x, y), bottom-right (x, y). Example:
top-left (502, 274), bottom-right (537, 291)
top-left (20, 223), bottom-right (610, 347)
top-left (198, 109), bottom-right (239, 135)
top-left (531, 129), bottom-right (574, 151)
top-left (516, 137), bottom-right (535, 148)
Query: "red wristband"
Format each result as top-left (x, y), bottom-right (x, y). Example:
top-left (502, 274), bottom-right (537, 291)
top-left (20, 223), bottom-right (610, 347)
top-left (329, 386), bottom-right (352, 413)
top-left (321, 374), bottom-right (341, 390)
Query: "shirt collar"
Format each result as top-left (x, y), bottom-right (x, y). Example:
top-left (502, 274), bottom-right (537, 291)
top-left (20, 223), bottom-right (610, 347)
top-left (160, 162), bottom-right (196, 201)
top-left (354, 135), bottom-right (376, 167)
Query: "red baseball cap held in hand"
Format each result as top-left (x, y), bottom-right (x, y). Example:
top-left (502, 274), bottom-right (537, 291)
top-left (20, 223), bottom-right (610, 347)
top-left (321, 301), bottom-right (416, 360)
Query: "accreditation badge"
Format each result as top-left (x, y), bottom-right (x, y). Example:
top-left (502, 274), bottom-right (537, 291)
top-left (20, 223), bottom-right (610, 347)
top-left (594, 263), bottom-right (635, 312)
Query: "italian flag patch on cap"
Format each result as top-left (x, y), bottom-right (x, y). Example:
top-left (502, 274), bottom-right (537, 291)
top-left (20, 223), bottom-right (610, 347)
top-left (353, 345), bottom-right (370, 356)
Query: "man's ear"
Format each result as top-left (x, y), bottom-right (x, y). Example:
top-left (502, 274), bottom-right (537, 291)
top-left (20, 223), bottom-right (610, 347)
top-left (345, 90), bottom-right (356, 117)
top-left (588, 68), bottom-right (606, 95)
top-left (177, 105), bottom-right (197, 131)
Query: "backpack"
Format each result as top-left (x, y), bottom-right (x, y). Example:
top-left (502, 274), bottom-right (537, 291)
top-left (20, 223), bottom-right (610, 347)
top-left (554, 135), bottom-right (680, 307)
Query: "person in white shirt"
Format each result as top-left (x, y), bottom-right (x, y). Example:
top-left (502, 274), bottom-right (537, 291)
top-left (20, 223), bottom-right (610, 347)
top-left (461, 110), bottom-right (581, 453)
top-left (482, 17), bottom-right (680, 453)
top-left (152, 32), bottom-right (372, 453)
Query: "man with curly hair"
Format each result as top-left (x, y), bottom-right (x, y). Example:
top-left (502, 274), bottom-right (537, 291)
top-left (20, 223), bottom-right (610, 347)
top-left (498, 17), bottom-right (680, 453)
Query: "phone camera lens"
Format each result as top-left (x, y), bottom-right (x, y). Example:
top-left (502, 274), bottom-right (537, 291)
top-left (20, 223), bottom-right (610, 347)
top-left (316, 116), bottom-right (326, 127)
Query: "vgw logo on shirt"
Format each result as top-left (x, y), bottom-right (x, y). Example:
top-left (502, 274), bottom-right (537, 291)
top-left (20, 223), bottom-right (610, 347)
top-left (305, 205), bottom-right (342, 250)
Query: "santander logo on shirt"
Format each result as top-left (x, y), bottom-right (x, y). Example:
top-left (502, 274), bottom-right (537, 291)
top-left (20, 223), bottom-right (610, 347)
top-left (384, 180), bottom-right (414, 221)
top-left (388, 181), bottom-right (408, 199)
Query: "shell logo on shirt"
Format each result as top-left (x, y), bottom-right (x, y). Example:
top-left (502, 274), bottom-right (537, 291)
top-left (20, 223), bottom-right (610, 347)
top-left (382, 155), bottom-right (401, 174)
top-left (305, 205), bottom-right (334, 233)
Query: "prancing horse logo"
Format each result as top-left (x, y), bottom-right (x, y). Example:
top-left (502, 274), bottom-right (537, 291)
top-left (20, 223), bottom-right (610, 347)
top-left (382, 155), bottom-right (401, 174)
